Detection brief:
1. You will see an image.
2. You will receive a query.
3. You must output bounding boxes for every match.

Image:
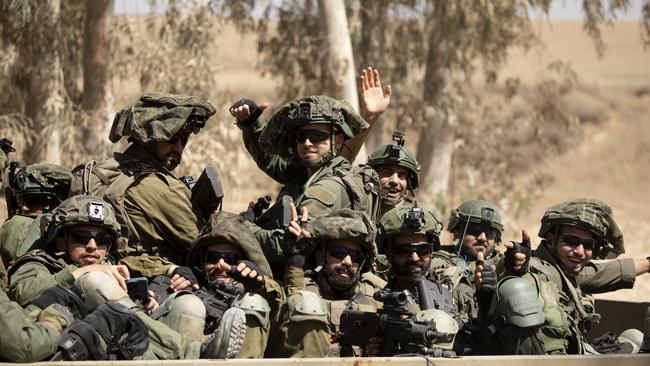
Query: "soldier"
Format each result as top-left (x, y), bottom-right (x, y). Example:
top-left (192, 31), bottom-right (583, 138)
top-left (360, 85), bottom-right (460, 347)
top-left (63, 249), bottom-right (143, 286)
top-left (70, 93), bottom-right (215, 282)
top-left (370, 205), bottom-right (468, 355)
top-left (270, 206), bottom-right (380, 357)
top-left (183, 211), bottom-right (285, 358)
top-left (230, 95), bottom-right (379, 274)
top-left (483, 199), bottom-right (649, 355)
top-left (0, 163), bottom-right (72, 265)
top-left (7, 194), bottom-right (246, 360)
top-left (367, 131), bottom-right (421, 216)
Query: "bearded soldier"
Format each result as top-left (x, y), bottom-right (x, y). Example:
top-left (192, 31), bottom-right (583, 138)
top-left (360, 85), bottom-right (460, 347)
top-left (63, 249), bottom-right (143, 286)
top-left (70, 94), bottom-right (215, 291)
top-left (269, 207), bottom-right (380, 357)
top-left (1, 163), bottom-right (72, 264)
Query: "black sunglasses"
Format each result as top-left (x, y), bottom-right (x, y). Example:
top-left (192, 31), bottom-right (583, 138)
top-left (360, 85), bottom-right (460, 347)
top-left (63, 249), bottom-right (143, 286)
top-left (327, 246), bottom-right (365, 263)
top-left (295, 129), bottom-right (331, 144)
top-left (392, 242), bottom-right (433, 257)
top-left (465, 223), bottom-right (498, 240)
top-left (204, 251), bottom-right (242, 265)
top-left (168, 133), bottom-right (190, 146)
top-left (561, 234), bottom-right (596, 250)
top-left (70, 230), bottom-right (113, 247)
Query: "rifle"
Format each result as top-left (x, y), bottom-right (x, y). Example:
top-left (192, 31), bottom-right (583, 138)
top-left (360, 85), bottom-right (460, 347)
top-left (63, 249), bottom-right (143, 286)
top-left (0, 138), bottom-right (15, 154)
top-left (338, 279), bottom-right (455, 357)
top-left (179, 165), bottom-right (224, 222)
top-left (254, 195), bottom-right (295, 230)
top-left (240, 195), bottom-right (272, 223)
top-left (148, 275), bottom-right (244, 334)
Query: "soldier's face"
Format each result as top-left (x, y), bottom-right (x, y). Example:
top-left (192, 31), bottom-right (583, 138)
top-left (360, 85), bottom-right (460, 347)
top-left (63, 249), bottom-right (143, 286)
top-left (202, 242), bottom-right (244, 284)
top-left (387, 233), bottom-right (431, 278)
top-left (548, 225), bottom-right (594, 275)
top-left (59, 224), bottom-right (110, 266)
top-left (455, 223), bottom-right (498, 260)
top-left (295, 124), bottom-right (344, 163)
top-left (150, 132), bottom-right (189, 170)
top-left (318, 239), bottom-right (364, 286)
top-left (376, 165), bottom-right (409, 202)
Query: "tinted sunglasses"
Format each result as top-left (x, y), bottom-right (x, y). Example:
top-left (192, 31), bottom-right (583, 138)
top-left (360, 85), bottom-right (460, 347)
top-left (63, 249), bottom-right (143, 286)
top-left (465, 223), bottom-right (498, 240)
top-left (392, 242), bottom-right (433, 257)
top-left (70, 230), bottom-right (113, 247)
top-left (204, 251), bottom-right (242, 265)
top-left (327, 246), bottom-right (365, 263)
top-left (561, 234), bottom-right (596, 250)
top-left (168, 133), bottom-right (189, 146)
top-left (295, 129), bottom-right (331, 144)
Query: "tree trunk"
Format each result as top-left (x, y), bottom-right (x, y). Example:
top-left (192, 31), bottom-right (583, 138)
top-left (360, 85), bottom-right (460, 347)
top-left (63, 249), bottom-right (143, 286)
top-left (416, 11), bottom-right (455, 208)
top-left (25, 0), bottom-right (62, 164)
top-left (82, 0), bottom-right (114, 154)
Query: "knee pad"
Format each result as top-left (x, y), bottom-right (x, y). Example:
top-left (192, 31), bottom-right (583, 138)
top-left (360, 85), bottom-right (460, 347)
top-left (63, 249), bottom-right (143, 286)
top-left (286, 290), bottom-right (328, 323)
top-left (232, 292), bottom-right (271, 327)
top-left (74, 271), bottom-right (136, 311)
top-left (153, 291), bottom-right (206, 341)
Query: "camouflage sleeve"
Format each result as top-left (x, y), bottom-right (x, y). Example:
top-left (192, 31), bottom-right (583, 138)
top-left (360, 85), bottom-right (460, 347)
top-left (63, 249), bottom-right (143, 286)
top-left (239, 118), bottom-right (301, 184)
top-left (300, 179), bottom-right (351, 219)
top-left (118, 255), bottom-right (175, 278)
top-left (9, 261), bottom-right (76, 306)
top-left (244, 221), bottom-right (285, 265)
top-left (0, 291), bottom-right (60, 362)
top-left (124, 174), bottom-right (199, 259)
top-left (576, 258), bottom-right (636, 293)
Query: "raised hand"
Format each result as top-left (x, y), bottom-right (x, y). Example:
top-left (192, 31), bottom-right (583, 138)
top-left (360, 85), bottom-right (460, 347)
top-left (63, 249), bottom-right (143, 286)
top-left (229, 98), bottom-right (269, 125)
top-left (358, 67), bottom-right (392, 125)
top-left (504, 229), bottom-right (532, 275)
top-left (228, 260), bottom-right (265, 289)
top-left (283, 204), bottom-right (313, 266)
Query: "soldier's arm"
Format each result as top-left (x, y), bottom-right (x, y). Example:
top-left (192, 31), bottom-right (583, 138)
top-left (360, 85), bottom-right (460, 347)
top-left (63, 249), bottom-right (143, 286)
top-left (9, 261), bottom-right (76, 306)
top-left (576, 258), bottom-right (638, 293)
top-left (0, 291), bottom-right (60, 363)
top-left (124, 175), bottom-right (199, 257)
top-left (245, 222), bottom-right (286, 265)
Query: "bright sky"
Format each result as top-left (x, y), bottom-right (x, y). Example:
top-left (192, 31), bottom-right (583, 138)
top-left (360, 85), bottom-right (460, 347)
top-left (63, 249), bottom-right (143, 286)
top-left (114, 0), bottom-right (646, 21)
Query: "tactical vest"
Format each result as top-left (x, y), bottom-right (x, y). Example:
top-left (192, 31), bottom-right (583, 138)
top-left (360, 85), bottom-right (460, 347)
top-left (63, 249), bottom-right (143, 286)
top-left (71, 154), bottom-right (167, 257)
top-left (7, 250), bottom-right (68, 279)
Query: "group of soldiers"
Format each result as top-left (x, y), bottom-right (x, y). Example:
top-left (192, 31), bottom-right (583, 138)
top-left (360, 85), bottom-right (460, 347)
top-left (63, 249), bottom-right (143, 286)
top-left (0, 68), bottom-right (649, 362)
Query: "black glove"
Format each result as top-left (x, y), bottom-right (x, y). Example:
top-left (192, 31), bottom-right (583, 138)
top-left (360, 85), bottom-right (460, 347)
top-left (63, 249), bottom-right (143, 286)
top-left (504, 237), bottom-right (532, 275)
top-left (230, 98), bottom-right (263, 126)
top-left (282, 226), bottom-right (316, 267)
top-left (171, 266), bottom-right (199, 287)
top-left (475, 264), bottom-right (497, 309)
top-left (32, 286), bottom-right (88, 319)
top-left (228, 260), bottom-right (265, 289)
top-left (0, 138), bottom-right (15, 154)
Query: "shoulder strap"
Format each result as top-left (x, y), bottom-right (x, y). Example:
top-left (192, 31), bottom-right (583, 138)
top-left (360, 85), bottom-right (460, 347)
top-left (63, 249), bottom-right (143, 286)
top-left (8, 250), bottom-right (66, 278)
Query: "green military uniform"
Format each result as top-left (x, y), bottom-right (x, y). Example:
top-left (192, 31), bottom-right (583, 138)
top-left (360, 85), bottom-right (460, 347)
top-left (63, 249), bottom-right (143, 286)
top-left (236, 96), bottom-right (378, 267)
top-left (271, 209), bottom-right (381, 357)
top-left (377, 205), bottom-right (466, 354)
top-left (484, 199), bottom-right (636, 355)
top-left (1, 163), bottom-right (72, 265)
top-left (70, 94), bottom-right (216, 276)
top-left (186, 211), bottom-right (285, 358)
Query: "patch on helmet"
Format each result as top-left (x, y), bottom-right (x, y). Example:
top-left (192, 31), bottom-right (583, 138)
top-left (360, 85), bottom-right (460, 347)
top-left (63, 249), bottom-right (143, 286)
top-left (88, 201), bottom-right (105, 221)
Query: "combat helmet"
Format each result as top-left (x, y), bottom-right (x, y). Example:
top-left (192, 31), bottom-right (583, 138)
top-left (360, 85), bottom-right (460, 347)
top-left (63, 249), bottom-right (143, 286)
top-left (302, 208), bottom-right (378, 273)
top-left (368, 131), bottom-right (421, 190)
top-left (447, 199), bottom-right (504, 241)
top-left (259, 96), bottom-right (368, 164)
top-left (45, 195), bottom-right (122, 248)
top-left (538, 198), bottom-right (624, 259)
top-left (187, 211), bottom-right (272, 280)
top-left (6, 163), bottom-right (72, 216)
top-left (109, 93), bottom-right (216, 144)
top-left (377, 204), bottom-right (443, 253)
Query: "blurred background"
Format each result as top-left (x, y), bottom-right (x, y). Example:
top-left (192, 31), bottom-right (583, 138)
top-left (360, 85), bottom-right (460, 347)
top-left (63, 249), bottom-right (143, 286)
top-left (0, 0), bottom-right (648, 301)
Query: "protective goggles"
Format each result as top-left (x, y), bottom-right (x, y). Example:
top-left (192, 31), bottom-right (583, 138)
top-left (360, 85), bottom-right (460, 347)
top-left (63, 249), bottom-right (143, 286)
top-left (295, 129), bottom-right (331, 144)
top-left (560, 234), bottom-right (596, 250)
top-left (69, 230), bottom-right (113, 247)
top-left (204, 251), bottom-right (242, 265)
top-left (392, 242), bottom-right (433, 257)
top-left (327, 246), bottom-right (365, 263)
